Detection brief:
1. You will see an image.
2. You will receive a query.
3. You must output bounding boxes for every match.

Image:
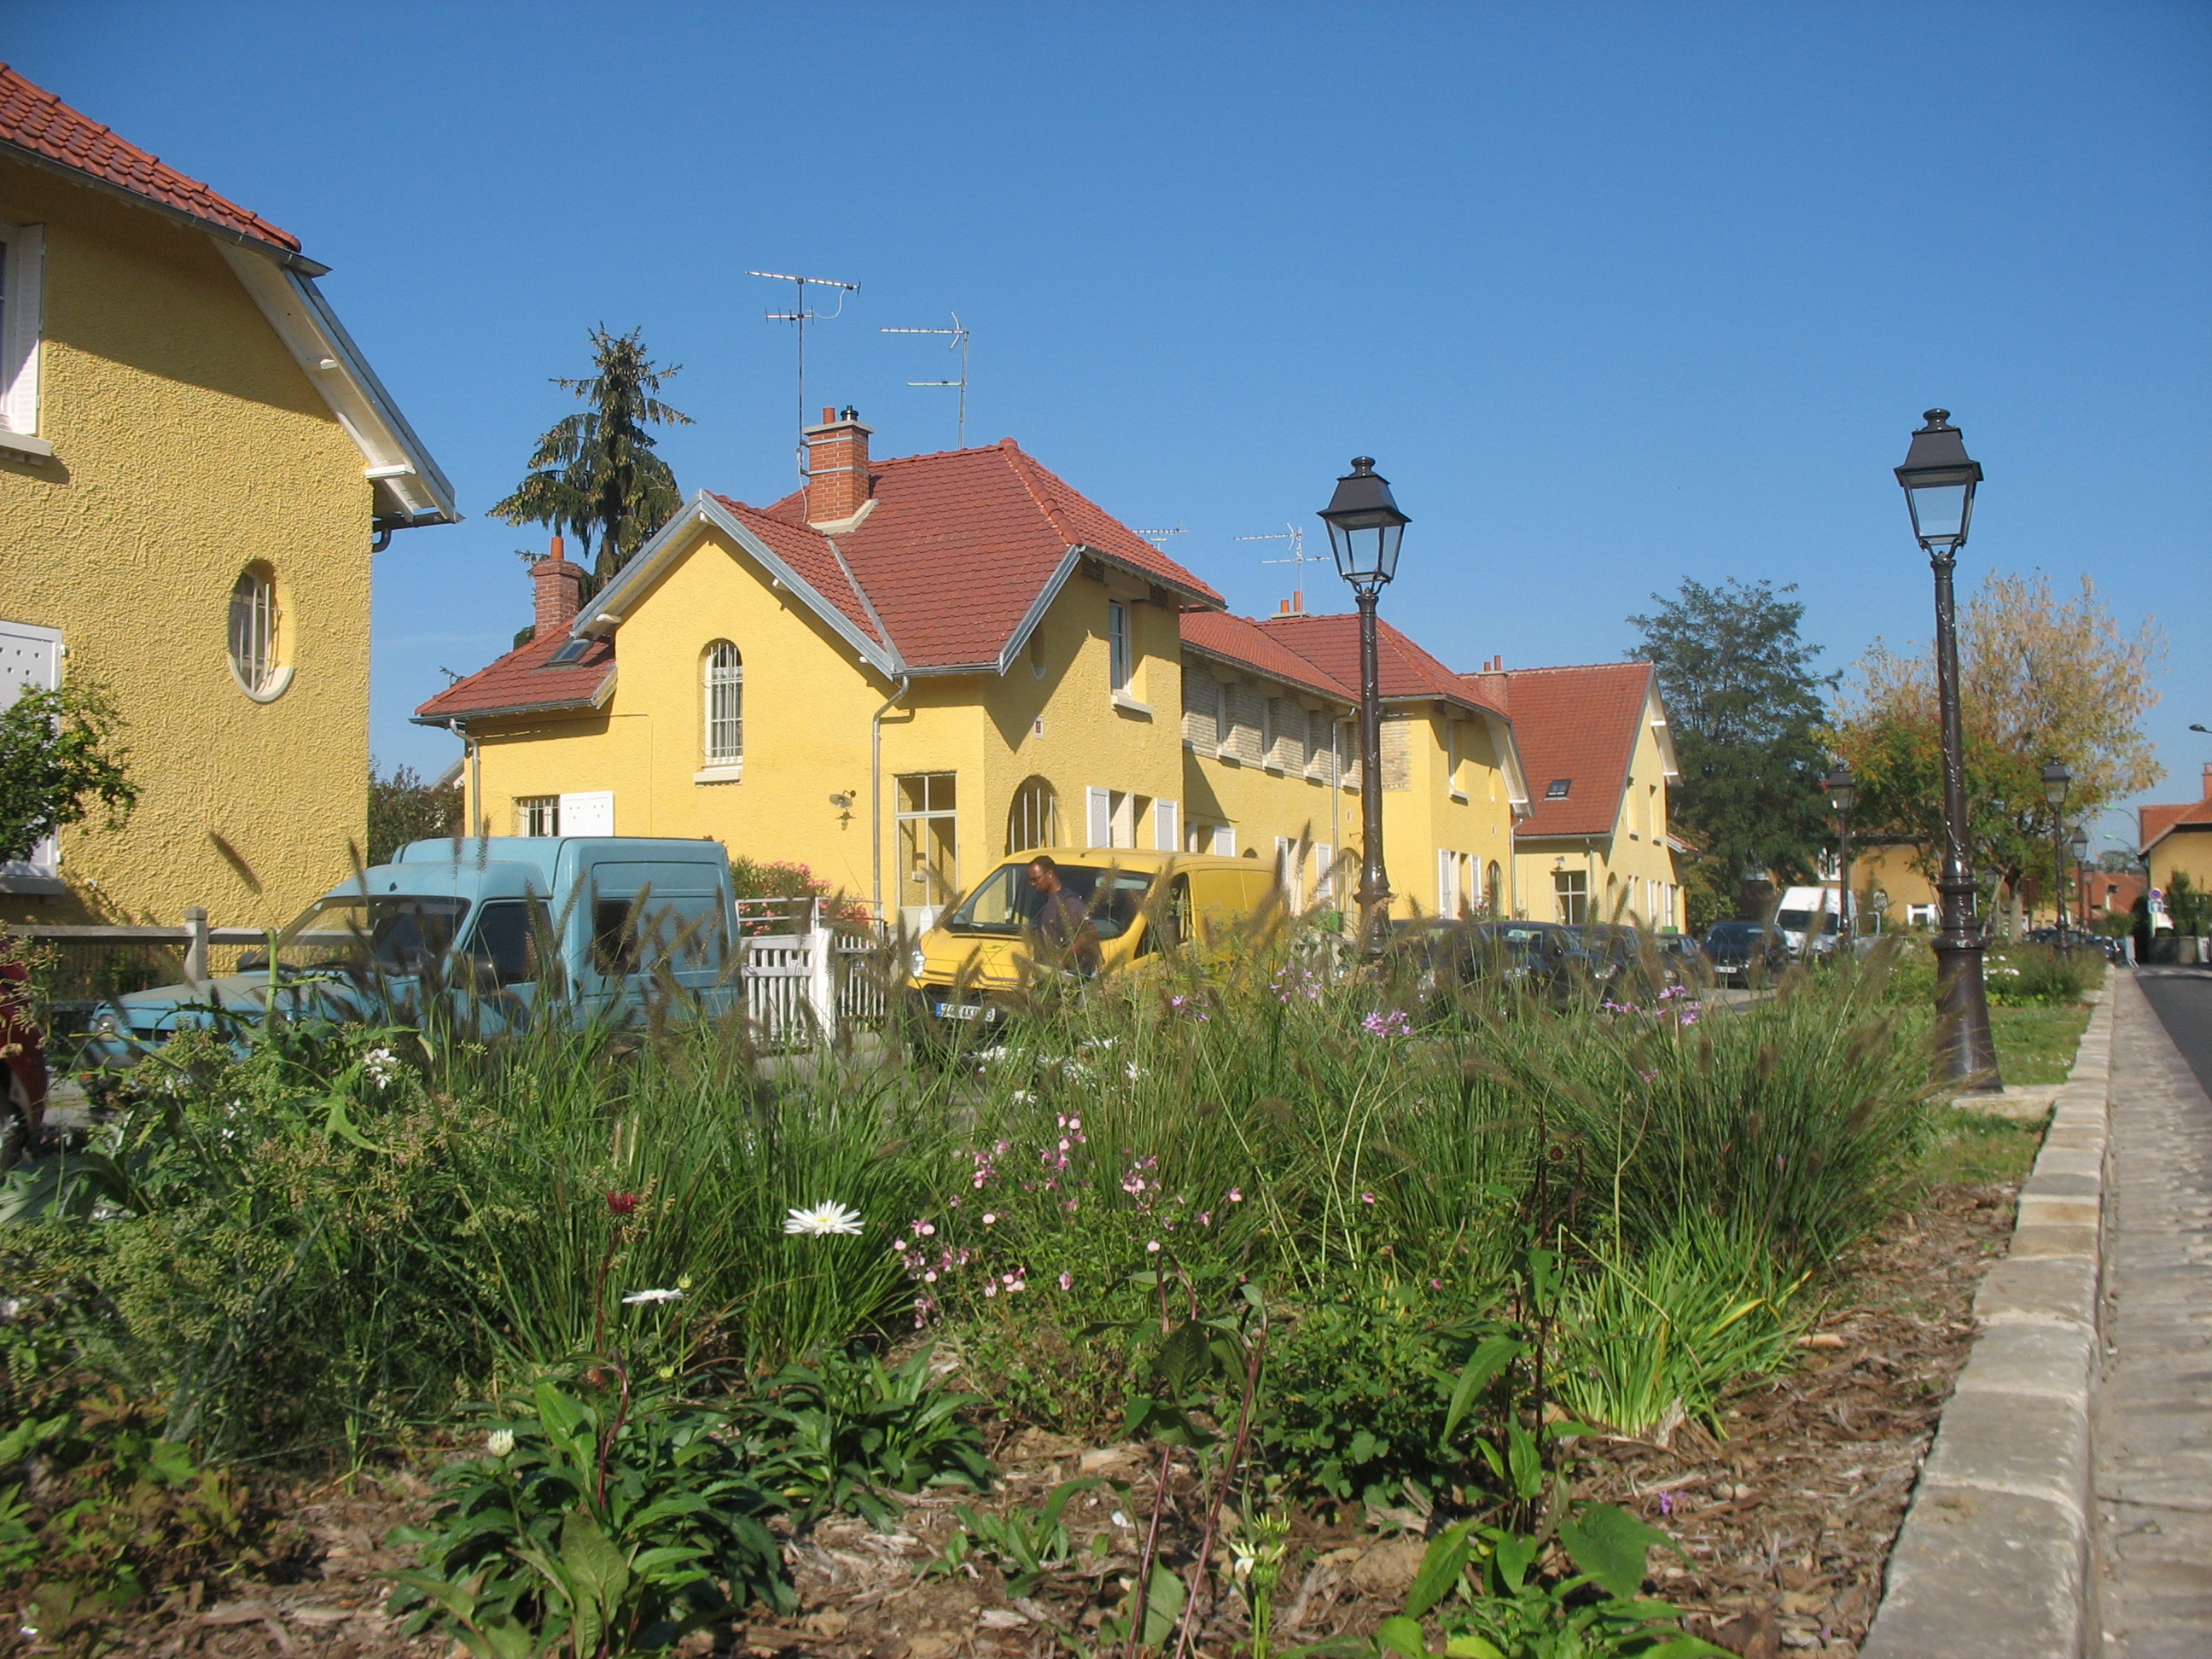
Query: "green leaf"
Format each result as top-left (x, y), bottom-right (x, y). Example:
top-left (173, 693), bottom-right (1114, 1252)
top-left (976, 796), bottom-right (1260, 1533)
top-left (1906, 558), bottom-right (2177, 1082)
top-left (1403, 1520), bottom-right (1475, 1619)
top-left (1441, 1335), bottom-right (1519, 1445)
top-left (1491, 1530), bottom-right (1538, 1592)
top-left (1506, 1420), bottom-right (1542, 1500)
top-left (1137, 1563), bottom-right (1187, 1648)
top-left (559, 1510), bottom-right (630, 1648)
top-left (1558, 1501), bottom-right (1672, 1601)
top-left (1442, 1639), bottom-right (1505, 1659)
top-left (1374, 1615), bottom-right (1431, 1659)
top-left (1152, 1318), bottom-right (1213, 1396)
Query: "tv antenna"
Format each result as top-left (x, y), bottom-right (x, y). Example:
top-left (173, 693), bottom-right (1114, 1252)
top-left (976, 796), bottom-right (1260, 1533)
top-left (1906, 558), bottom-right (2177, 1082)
top-left (882, 314), bottom-right (969, 448)
top-left (1237, 524), bottom-right (1318, 571)
top-left (749, 270), bottom-right (860, 479)
top-left (1137, 526), bottom-right (1187, 545)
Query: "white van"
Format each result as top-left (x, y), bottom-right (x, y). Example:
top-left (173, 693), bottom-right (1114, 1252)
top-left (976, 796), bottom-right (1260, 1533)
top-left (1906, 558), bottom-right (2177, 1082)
top-left (1773, 885), bottom-right (1848, 957)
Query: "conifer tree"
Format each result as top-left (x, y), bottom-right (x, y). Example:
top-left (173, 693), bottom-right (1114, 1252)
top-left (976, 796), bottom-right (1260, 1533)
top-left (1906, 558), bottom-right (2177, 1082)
top-left (492, 327), bottom-right (693, 580)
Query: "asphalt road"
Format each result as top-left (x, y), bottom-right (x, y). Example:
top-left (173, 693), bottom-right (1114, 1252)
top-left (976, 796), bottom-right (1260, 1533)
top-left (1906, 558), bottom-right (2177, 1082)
top-left (2135, 966), bottom-right (2212, 1099)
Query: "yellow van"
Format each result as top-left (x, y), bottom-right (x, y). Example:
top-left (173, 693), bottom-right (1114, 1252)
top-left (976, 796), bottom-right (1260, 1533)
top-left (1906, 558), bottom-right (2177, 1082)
top-left (905, 848), bottom-right (1281, 1036)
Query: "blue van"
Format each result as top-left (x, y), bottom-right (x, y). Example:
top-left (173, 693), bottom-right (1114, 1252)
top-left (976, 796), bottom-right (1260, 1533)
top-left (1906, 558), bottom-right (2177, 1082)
top-left (79, 837), bottom-right (738, 1063)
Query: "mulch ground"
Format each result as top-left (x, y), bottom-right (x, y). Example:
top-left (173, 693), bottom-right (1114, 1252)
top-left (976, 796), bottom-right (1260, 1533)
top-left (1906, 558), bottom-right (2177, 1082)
top-left (15, 1182), bottom-right (2018, 1659)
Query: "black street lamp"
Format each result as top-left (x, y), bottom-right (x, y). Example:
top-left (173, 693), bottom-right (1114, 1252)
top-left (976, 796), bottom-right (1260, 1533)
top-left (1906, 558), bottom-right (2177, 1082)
top-left (1318, 457), bottom-right (1410, 949)
top-left (2041, 760), bottom-right (2071, 950)
top-left (1825, 762), bottom-right (1856, 949)
top-left (1895, 410), bottom-right (2000, 1090)
top-left (2068, 824), bottom-right (2089, 937)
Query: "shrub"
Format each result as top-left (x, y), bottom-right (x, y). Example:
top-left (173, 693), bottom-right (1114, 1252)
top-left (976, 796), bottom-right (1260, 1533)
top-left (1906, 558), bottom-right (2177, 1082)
top-left (387, 1367), bottom-right (791, 1658)
top-left (1982, 942), bottom-right (2091, 1005)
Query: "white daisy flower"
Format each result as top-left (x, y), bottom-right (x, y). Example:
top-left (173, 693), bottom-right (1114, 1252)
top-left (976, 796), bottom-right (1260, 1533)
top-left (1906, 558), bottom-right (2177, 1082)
top-left (621, 1287), bottom-right (684, 1304)
top-left (784, 1202), bottom-right (865, 1237)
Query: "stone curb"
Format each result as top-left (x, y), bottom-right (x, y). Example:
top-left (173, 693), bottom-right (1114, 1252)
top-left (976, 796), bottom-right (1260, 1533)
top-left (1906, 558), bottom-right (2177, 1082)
top-left (1860, 986), bottom-right (2114, 1659)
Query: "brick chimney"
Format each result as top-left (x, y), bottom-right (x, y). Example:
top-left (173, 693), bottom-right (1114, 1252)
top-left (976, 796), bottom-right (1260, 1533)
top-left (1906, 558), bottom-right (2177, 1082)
top-left (804, 405), bottom-right (874, 525)
top-left (533, 533), bottom-right (582, 638)
top-left (2203, 760), bottom-right (2212, 800)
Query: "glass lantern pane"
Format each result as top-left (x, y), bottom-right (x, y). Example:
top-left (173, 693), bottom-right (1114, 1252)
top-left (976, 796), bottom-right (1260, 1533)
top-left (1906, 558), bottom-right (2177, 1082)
top-left (1906, 481), bottom-right (1968, 543)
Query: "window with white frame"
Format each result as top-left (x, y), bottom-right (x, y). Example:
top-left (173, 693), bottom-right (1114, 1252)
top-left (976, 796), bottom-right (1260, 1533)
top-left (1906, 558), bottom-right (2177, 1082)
top-left (1108, 602), bottom-right (1132, 694)
top-left (0, 222), bottom-right (44, 438)
top-left (515, 796), bottom-right (559, 836)
top-left (227, 563), bottom-right (290, 701)
top-left (702, 640), bottom-right (742, 765)
top-left (898, 772), bottom-right (959, 901)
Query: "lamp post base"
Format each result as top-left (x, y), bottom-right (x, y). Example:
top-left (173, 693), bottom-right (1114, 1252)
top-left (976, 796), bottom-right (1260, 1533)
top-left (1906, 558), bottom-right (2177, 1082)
top-left (1933, 933), bottom-right (2003, 1091)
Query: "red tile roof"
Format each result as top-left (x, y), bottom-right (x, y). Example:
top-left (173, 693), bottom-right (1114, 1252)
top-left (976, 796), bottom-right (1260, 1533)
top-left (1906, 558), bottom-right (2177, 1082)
top-left (757, 440), bottom-right (1222, 670)
top-left (0, 64), bottom-right (300, 252)
top-left (415, 437), bottom-right (1224, 722)
top-left (2141, 794), bottom-right (2212, 854)
top-left (1179, 611), bottom-right (1357, 701)
top-left (414, 626), bottom-right (614, 724)
top-left (1254, 613), bottom-right (1505, 715)
top-left (1484, 661), bottom-right (1656, 838)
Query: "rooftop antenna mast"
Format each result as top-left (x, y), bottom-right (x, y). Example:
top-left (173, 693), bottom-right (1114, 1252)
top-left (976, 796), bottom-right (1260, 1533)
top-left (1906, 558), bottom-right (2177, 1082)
top-left (1239, 524), bottom-right (1320, 608)
top-left (881, 314), bottom-right (969, 448)
top-left (1137, 526), bottom-right (1188, 545)
top-left (749, 269), bottom-right (861, 480)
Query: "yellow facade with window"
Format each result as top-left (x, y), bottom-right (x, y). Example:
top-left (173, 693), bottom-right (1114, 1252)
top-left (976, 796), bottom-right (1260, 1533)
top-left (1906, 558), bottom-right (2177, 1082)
top-left (0, 85), bottom-right (454, 930)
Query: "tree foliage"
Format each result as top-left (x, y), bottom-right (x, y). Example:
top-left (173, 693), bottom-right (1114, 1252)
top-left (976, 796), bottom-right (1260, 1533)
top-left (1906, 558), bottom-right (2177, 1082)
top-left (490, 326), bottom-right (693, 580)
top-left (1828, 570), bottom-right (2164, 911)
top-left (1628, 579), bottom-right (1832, 923)
top-left (368, 760), bottom-right (462, 865)
top-left (0, 684), bottom-right (137, 864)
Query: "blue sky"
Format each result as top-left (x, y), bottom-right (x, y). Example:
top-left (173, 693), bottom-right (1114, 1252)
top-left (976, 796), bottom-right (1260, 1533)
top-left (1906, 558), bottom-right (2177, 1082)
top-left (13, 2), bottom-right (2209, 850)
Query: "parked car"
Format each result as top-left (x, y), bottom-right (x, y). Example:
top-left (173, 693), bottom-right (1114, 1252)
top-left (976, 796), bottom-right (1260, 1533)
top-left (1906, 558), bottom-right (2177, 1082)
top-left (1703, 920), bottom-right (1793, 985)
top-left (1773, 886), bottom-right (1847, 958)
top-left (906, 849), bottom-right (1278, 1042)
top-left (2, 953), bottom-right (46, 1169)
top-left (78, 836), bottom-right (744, 1067)
top-left (1389, 918), bottom-right (1595, 1005)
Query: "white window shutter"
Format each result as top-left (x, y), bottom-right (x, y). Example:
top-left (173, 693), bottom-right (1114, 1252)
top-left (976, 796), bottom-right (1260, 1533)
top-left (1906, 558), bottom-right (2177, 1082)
top-left (1, 224), bottom-right (44, 435)
top-left (1155, 799), bottom-right (1179, 852)
top-left (1316, 842), bottom-right (1334, 903)
top-left (558, 790), bottom-right (615, 836)
top-left (1212, 823), bottom-right (1236, 857)
top-left (1439, 849), bottom-right (1455, 916)
top-left (1086, 787), bottom-right (1112, 848)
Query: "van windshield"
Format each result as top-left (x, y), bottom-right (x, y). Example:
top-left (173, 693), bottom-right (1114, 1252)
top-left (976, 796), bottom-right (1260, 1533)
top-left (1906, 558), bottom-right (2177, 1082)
top-left (1774, 909), bottom-right (1839, 934)
top-left (945, 864), bottom-right (1152, 940)
top-left (270, 894), bottom-right (473, 976)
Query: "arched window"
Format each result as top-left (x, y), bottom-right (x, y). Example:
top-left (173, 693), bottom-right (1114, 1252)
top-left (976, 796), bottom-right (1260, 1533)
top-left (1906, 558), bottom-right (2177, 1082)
top-left (1486, 860), bottom-right (1504, 916)
top-left (702, 642), bottom-right (742, 765)
top-left (1006, 776), bottom-right (1061, 853)
top-left (227, 562), bottom-right (289, 701)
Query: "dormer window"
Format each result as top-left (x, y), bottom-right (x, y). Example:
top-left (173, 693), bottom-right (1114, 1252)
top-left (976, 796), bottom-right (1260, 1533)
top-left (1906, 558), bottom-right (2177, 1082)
top-left (1545, 778), bottom-right (1571, 799)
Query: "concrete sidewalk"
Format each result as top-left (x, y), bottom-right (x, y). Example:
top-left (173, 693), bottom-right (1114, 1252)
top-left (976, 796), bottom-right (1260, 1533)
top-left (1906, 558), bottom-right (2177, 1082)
top-left (2093, 969), bottom-right (2212, 1656)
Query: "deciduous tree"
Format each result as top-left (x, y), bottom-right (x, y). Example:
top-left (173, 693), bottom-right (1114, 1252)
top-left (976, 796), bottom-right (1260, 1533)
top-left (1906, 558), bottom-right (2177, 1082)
top-left (0, 683), bottom-right (137, 864)
top-left (1628, 579), bottom-right (1832, 924)
top-left (1829, 571), bottom-right (2163, 926)
top-left (368, 760), bottom-right (462, 865)
top-left (491, 326), bottom-right (692, 580)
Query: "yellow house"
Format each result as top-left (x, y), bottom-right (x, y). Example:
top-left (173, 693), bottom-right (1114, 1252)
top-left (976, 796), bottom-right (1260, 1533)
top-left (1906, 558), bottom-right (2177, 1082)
top-left (0, 67), bottom-right (456, 929)
top-left (417, 410), bottom-right (1222, 931)
top-left (1846, 842), bottom-right (1942, 930)
top-left (416, 410), bottom-right (1529, 926)
top-left (2140, 764), bottom-right (2212, 908)
top-left (1179, 608), bottom-right (1526, 917)
top-left (1477, 661), bottom-right (1684, 928)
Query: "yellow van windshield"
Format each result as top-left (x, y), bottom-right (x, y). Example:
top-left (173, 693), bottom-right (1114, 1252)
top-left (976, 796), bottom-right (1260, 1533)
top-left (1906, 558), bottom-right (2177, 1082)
top-left (946, 864), bottom-right (1152, 940)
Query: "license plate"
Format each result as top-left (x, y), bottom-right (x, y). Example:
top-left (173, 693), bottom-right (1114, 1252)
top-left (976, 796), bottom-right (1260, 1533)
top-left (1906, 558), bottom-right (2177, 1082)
top-left (934, 1001), bottom-right (984, 1022)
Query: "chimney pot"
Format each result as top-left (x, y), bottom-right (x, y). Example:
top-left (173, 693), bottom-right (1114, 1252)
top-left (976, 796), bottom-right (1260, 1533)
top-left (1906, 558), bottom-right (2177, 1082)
top-left (533, 533), bottom-right (582, 638)
top-left (2202, 760), bottom-right (2212, 798)
top-left (822, 406), bottom-right (835, 424)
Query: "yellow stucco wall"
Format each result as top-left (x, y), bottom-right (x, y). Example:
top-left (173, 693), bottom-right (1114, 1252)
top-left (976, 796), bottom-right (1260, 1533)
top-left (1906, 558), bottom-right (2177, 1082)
top-left (1, 163), bottom-right (374, 931)
top-left (2149, 832), bottom-right (2212, 903)
top-left (462, 525), bottom-right (1191, 921)
top-left (1511, 696), bottom-right (1682, 927)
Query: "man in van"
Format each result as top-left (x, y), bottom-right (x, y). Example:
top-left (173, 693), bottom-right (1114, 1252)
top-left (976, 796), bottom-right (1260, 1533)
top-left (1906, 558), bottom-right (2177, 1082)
top-left (1027, 856), bottom-right (1102, 977)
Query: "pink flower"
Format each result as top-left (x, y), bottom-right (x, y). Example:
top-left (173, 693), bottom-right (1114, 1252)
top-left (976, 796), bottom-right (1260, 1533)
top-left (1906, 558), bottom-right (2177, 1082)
top-left (1227, 1188), bottom-right (1243, 1203)
top-left (1360, 1191), bottom-right (1377, 1204)
top-left (607, 1191), bottom-right (639, 1217)
top-left (1146, 1239), bottom-right (1161, 1253)
top-left (1059, 1271), bottom-right (1074, 1291)
top-left (982, 1212), bottom-right (998, 1225)
top-left (1197, 1212), bottom-right (1211, 1226)
top-left (983, 1280), bottom-right (998, 1297)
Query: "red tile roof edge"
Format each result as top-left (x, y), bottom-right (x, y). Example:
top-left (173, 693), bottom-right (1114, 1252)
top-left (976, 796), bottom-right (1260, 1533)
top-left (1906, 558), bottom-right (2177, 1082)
top-left (1179, 613), bottom-right (1359, 702)
top-left (413, 628), bottom-right (615, 724)
top-left (0, 64), bottom-right (301, 253)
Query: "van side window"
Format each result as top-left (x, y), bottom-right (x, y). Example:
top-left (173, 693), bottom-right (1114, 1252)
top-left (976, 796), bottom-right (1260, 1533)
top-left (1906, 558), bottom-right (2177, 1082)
top-left (468, 901), bottom-right (541, 986)
top-left (1144, 875), bottom-right (1190, 955)
top-left (591, 899), bottom-right (638, 977)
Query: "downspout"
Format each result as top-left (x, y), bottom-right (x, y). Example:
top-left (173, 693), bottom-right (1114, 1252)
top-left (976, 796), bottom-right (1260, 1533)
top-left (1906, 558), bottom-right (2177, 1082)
top-left (870, 674), bottom-right (912, 921)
